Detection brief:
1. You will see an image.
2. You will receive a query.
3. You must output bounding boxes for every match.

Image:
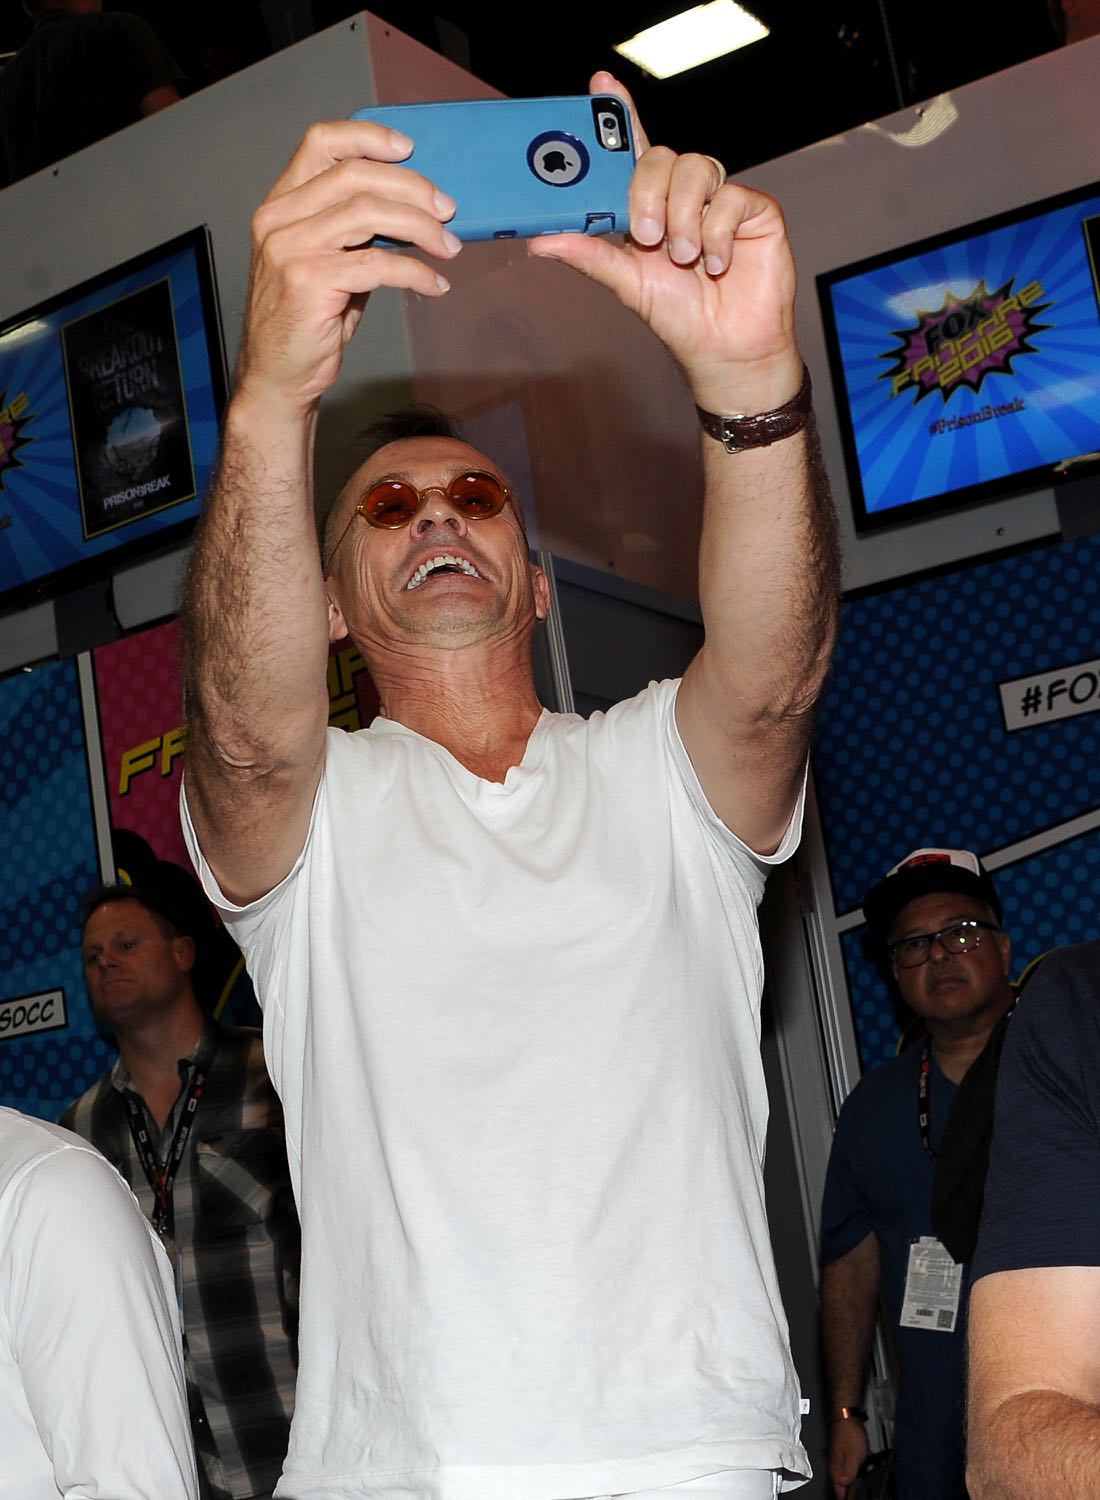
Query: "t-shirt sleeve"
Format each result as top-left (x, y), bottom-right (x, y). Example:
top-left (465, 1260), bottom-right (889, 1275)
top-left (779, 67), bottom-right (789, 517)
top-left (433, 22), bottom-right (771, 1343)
top-left (820, 1085), bottom-right (876, 1264)
top-left (972, 944), bottom-right (1100, 1280)
top-left (8, 1142), bottom-right (198, 1497)
top-left (661, 679), bottom-right (807, 895)
top-left (180, 762), bottom-right (328, 1092)
top-left (180, 764), bottom-right (321, 946)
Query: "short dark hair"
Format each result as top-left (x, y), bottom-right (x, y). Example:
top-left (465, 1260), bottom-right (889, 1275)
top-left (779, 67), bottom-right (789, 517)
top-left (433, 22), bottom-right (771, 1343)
top-left (322, 404), bottom-right (483, 566)
top-left (81, 883), bottom-right (191, 942)
top-left (358, 404), bottom-right (469, 454)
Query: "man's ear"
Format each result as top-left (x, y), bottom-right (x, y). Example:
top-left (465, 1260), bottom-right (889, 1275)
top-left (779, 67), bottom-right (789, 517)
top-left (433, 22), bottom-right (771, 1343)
top-left (997, 930), bottom-right (1012, 977)
top-left (172, 935), bottom-right (196, 975)
top-left (531, 564), bottom-right (551, 623)
top-left (327, 591), bottom-right (349, 643)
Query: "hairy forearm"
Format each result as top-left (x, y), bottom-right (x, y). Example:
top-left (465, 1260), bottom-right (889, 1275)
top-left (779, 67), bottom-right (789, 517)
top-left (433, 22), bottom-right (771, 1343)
top-left (820, 1248), bottom-right (879, 1411)
top-left (182, 392), bottom-right (331, 779)
top-left (696, 409), bottom-right (839, 726)
top-left (968, 1390), bottom-right (1100, 1500)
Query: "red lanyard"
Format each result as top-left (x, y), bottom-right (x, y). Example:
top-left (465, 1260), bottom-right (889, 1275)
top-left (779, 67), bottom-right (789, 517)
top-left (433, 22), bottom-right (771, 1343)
top-left (916, 1040), bottom-right (936, 1163)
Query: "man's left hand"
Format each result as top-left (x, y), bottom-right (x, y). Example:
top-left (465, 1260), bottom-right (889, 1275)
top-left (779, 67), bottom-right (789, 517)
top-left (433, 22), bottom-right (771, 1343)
top-left (528, 71), bottom-right (801, 414)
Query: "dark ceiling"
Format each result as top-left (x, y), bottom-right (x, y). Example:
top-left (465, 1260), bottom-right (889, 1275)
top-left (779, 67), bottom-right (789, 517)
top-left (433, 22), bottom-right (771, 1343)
top-left (1, 0), bottom-right (1064, 173)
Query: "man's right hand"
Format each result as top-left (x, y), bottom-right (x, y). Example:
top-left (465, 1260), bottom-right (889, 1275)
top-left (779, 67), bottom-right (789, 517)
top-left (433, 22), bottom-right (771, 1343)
top-left (828, 1415), bottom-right (870, 1499)
top-left (236, 121), bottom-right (464, 417)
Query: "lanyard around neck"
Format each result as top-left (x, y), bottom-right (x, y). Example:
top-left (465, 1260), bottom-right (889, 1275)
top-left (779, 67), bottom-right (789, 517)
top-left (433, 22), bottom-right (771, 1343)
top-left (916, 1038), bottom-right (937, 1162)
top-left (122, 1066), bottom-right (207, 1237)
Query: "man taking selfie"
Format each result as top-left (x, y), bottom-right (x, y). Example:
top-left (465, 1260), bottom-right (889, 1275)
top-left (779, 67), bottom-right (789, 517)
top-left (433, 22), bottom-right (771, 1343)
top-left (181, 73), bottom-right (838, 1500)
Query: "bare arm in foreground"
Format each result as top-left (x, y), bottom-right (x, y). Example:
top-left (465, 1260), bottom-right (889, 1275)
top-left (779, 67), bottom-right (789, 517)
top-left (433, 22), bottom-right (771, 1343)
top-left (967, 1266), bottom-right (1100, 1499)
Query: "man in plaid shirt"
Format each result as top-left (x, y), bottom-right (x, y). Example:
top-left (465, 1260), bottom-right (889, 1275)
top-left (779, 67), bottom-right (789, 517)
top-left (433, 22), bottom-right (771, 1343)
top-left (62, 883), bottom-right (300, 1500)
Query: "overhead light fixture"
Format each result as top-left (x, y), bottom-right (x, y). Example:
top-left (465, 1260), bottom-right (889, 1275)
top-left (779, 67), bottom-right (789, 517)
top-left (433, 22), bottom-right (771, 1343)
top-left (614, 0), bottom-right (769, 81)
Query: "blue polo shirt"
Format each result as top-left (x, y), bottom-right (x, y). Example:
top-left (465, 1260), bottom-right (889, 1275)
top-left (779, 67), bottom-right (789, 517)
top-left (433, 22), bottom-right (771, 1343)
top-left (821, 1044), bottom-right (969, 1500)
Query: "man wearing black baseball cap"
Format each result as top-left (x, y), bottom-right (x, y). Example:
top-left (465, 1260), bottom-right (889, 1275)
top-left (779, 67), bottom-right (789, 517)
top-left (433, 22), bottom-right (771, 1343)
top-left (862, 847), bottom-right (1004, 940)
top-left (818, 848), bottom-right (1016, 1500)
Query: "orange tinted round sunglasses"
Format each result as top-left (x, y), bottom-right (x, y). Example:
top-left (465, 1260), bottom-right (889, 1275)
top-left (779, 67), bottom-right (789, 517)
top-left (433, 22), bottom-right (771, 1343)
top-left (328, 471), bottom-right (512, 561)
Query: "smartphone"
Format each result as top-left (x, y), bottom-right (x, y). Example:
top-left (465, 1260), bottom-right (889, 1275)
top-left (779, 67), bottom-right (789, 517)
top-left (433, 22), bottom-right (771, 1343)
top-left (349, 95), bottom-right (635, 242)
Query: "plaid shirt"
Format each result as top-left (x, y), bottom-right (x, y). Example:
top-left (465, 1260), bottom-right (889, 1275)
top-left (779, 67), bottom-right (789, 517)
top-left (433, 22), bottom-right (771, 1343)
top-left (61, 1022), bottom-right (299, 1499)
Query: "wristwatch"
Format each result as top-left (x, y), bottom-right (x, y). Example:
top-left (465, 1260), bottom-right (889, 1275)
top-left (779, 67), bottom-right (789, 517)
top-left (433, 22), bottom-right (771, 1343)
top-left (831, 1406), bottom-right (870, 1424)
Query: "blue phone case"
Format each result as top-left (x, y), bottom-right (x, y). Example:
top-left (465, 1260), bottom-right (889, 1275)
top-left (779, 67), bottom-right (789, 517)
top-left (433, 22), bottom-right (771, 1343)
top-left (349, 95), bottom-right (635, 242)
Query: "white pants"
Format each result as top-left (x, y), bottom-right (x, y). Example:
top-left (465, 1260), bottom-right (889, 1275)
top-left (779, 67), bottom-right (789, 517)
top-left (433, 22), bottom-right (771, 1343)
top-left (592, 1472), bottom-right (781, 1499)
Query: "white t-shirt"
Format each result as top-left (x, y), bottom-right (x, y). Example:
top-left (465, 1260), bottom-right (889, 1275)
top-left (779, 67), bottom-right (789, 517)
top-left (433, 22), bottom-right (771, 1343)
top-left (0, 1108), bottom-right (198, 1500)
top-left (183, 679), bottom-right (811, 1500)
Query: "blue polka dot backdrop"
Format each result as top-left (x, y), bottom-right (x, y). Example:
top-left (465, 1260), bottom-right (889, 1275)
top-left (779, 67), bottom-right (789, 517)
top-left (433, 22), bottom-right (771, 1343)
top-left (0, 658), bottom-right (113, 1119)
top-left (813, 531), bottom-right (1100, 1073)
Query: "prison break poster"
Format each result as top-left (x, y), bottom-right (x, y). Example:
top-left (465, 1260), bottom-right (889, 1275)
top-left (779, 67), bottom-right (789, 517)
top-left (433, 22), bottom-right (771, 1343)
top-left (62, 278), bottom-right (196, 540)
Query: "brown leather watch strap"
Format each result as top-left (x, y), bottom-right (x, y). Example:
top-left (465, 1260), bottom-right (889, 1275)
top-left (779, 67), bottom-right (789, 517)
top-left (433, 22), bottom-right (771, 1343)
top-left (695, 364), bottom-right (813, 454)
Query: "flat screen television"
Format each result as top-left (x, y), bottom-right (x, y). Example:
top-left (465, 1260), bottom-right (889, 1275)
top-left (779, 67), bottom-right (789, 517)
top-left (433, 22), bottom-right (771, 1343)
top-left (0, 227), bottom-right (226, 611)
top-left (817, 179), bottom-right (1100, 532)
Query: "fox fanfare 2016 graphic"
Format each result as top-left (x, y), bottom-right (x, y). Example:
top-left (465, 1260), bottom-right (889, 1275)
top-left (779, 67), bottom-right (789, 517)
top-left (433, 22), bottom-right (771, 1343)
top-left (882, 279), bottom-right (1050, 402)
top-left (882, 278), bottom-right (1051, 403)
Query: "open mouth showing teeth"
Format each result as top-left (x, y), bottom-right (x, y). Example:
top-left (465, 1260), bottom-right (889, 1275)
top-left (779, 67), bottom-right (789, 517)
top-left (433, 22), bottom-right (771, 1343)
top-left (406, 555), bottom-right (484, 590)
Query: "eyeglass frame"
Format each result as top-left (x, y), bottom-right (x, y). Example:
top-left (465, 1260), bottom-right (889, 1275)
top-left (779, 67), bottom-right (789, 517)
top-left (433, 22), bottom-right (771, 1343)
top-left (887, 918), bottom-right (1001, 969)
top-left (325, 470), bottom-right (516, 566)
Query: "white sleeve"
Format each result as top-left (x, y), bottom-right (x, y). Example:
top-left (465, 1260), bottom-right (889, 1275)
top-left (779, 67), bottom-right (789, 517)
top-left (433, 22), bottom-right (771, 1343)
top-left (663, 678), bottom-right (807, 871)
top-left (7, 1144), bottom-right (199, 1500)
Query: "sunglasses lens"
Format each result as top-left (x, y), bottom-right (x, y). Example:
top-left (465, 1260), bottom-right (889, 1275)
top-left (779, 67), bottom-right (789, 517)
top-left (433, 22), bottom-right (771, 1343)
top-left (450, 472), bottom-right (508, 518)
top-left (363, 481), bottom-right (421, 528)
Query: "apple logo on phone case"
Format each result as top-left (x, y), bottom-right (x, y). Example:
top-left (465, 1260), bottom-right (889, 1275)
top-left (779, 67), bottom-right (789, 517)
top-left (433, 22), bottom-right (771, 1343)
top-left (527, 132), bottom-right (589, 188)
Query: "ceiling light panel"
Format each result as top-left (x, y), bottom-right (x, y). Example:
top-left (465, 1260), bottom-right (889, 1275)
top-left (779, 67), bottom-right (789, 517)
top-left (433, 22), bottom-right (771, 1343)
top-left (614, 1), bottom-right (770, 81)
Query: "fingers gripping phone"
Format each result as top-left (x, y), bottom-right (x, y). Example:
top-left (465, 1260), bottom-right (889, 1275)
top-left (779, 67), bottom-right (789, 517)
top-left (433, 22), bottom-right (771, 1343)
top-left (349, 95), bottom-right (635, 242)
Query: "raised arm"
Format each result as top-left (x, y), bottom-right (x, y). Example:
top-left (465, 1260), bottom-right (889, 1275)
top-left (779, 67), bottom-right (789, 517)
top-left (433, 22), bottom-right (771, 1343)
top-left (529, 74), bottom-right (838, 854)
top-left (182, 122), bottom-right (463, 903)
